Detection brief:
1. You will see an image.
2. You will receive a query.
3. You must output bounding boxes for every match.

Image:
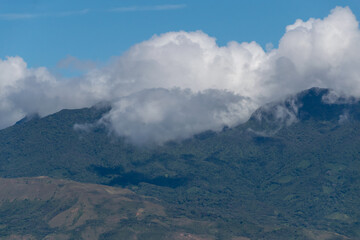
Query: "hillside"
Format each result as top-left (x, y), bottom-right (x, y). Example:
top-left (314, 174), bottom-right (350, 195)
top-left (0, 176), bottom-right (220, 240)
top-left (0, 88), bottom-right (359, 239)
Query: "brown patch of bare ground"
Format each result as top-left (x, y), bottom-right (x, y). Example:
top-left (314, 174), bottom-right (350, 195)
top-left (0, 177), bottom-right (214, 239)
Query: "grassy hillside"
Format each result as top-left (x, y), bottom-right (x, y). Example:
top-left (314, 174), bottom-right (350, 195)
top-left (0, 88), bottom-right (359, 239)
top-left (0, 177), bottom-right (221, 240)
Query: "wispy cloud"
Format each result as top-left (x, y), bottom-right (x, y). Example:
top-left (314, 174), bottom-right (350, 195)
top-left (0, 4), bottom-right (186, 20)
top-left (0, 9), bottom-right (89, 20)
top-left (53, 9), bottom-right (89, 17)
top-left (0, 13), bottom-right (36, 20)
top-left (110, 4), bottom-right (187, 12)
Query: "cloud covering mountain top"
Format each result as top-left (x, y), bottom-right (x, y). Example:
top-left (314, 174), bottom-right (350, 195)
top-left (1, 6), bottom-right (360, 144)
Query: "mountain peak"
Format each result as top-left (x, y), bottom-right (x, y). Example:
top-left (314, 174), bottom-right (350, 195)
top-left (249, 87), bottom-right (360, 130)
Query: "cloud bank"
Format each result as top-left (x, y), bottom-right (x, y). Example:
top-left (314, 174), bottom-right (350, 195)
top-left (100, 88), bottom-right (254, 145)
top-left (1, 6), bottom-right (360, 144)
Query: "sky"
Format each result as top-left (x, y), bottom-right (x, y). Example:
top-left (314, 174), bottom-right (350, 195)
top-left (1, 0), bottom-right (360, 70)
top-left (2, 1), bottom-right (360, 144)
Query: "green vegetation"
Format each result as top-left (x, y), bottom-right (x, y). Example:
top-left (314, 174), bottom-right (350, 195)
top-left (0, 88), bottom-right (360, 239)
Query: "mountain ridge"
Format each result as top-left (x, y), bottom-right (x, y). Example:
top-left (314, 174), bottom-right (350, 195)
top-left (248, 87), bottom-right (360, 132)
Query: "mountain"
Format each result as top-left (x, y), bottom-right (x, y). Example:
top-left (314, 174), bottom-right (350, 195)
top-left (0, 87), bottom-right (360, 239)
top-left (248, 87), bottom-right (360, 131)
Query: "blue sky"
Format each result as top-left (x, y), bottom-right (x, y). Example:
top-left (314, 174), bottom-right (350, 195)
top-left (1, 0), bottom-right (360, 70)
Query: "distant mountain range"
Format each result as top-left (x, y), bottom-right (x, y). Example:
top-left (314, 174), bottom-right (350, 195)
top-left (1, 87), bottom-right (360, 239)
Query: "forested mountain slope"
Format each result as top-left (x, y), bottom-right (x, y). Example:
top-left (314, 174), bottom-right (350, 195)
top-left (0, 88), bottom-right (359, 239)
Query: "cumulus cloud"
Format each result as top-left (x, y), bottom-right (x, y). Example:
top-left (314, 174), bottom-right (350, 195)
top-left (1, 6), bottom-right (360, 144)
top-left (0, 57), bottom-right (101, 128)
top-left (100, 88), bottom-right (254, 144)
top-left (274, 6), bottom-right (360, 96)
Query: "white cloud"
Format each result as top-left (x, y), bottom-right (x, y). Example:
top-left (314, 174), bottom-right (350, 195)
top-left (0, 9), bottom-right (89, 20)
top-left (1, 6), bottom-right (360, 144)
top-left (275, 7), bottom-right (360, 95)
top-left (0, 4), bottom-right (185, 21)
top-left (100, 88), bottom-right (254, 145)
top-left (0, 57), bottom-right (101, 128)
